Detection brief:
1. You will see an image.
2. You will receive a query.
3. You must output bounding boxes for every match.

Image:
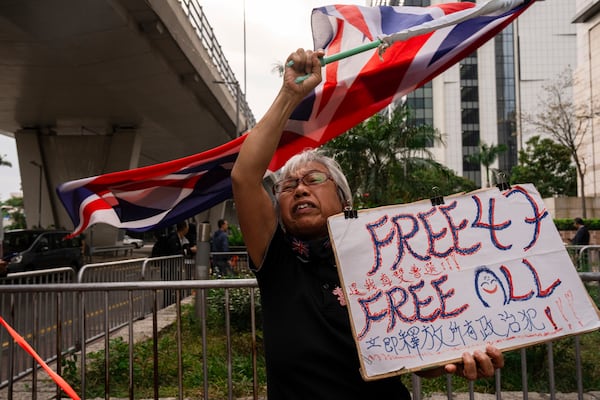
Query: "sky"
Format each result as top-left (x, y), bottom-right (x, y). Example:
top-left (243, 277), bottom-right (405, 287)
top-left (0, 0), bottom-right (366, 201)
top-left (0, 134), bottom-right (20, 201)
top-left (200, 0), bottom-right (365, 117)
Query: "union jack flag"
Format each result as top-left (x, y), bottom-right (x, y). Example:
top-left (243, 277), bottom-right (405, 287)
top-left (57, 0), bottom-right (535, 237)
top-left (291, 237), bottom-right (311, 260)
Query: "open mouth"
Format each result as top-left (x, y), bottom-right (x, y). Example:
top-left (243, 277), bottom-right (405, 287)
top-left (294, 202), bottom-right (315, 213)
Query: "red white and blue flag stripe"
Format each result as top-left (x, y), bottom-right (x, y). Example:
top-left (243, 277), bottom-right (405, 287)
top-left (57, 0), bottom-right (535, 237)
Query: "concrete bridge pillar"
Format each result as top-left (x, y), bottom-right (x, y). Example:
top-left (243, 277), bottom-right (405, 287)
top-left (15, 127), bottom-right (141, 244)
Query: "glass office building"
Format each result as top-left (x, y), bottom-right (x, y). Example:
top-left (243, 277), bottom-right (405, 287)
top-left (573, 0), bottom-right (600, 199)
top-left (371, 0), bottom-right (576, 187)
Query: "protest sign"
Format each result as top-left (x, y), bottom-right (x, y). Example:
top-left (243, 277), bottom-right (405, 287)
top-left (327, 184), bottom-right (600, 380)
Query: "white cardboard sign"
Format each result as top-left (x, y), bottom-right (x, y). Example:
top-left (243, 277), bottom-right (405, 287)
top-left (327, 184), bottom-right (600, 380)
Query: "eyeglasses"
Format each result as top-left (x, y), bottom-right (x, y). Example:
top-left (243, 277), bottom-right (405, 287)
top-left (272, 170), bottom-right (333, 195)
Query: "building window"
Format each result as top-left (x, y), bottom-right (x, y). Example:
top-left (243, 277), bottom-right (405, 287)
top-left (494, 25), bottom-right (518, 173)
top-left (406, 82), bottom-right (434, 136)
top-left (460, 53), bottom-right (481, 186)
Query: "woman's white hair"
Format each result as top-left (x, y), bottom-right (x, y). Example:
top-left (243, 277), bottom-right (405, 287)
top-left (276, 148), bottom-right (353, 208)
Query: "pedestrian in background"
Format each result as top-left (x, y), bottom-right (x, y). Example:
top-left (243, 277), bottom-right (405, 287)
top-left (166, 220), bottom-right (196, 257)
top-left (185, 218), bottom-right (197, 249)
top-left (211, 219), bottom-right (232, 276)
top-left (571, 217), bottom-right (590, 246)
top-left (570, 217), bottom-right (591, 269)
top-left (160, 221), bottom-right (196, 305)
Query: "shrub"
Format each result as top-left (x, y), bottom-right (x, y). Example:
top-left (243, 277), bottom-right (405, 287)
top-left (207, 273), bottom-right (262, 332)
top-left (554, 218), bottom-right (600, 231)
top-left (228, 224), bottom-right (245, 246)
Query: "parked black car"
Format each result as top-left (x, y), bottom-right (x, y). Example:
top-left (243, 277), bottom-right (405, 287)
top-left (2, 229), bottom-right (83, 273)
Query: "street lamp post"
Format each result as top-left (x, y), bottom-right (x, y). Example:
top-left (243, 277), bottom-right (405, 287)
top-left (0, 205), bottom-right (7, 258)
top-left (30, 160), bottom-right (42, 228)
top-left (235, 83), bottom-right (240, 136)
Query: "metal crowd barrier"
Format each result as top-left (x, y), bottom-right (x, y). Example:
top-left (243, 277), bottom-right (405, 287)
top-left (0, 268), bottom-right (78, 386)
top-left (0, 255), bottom-right (188, 388)
top-left (141, 255), bottom-right (196, 307)
top-left (0, 278), bottom-right (260, 400)
top-left (565, 245), bottom-right (600, 272)
top-left (1, 259), bottom-right (599, 399)
top-left (89, 244), bottom-right (135, 259)
top-left (78, 258), bottom-right (153, 344)
top-left (210, 250), bottom-right (251, 276)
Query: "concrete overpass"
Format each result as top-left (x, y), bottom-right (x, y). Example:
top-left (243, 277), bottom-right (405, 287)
top-left (0, 0), bottom-right (254, 237)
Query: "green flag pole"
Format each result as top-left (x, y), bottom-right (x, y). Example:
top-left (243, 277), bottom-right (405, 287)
top-left (319, 39), bottom-right (382, 66)
top-left (288, 39), bottom-right (383, 83)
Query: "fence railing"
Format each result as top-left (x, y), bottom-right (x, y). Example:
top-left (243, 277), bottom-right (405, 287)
top-left (564, 245), bottom-right (600, 272)
top-left (1, 255), bottom-right (599, 399)
top-left (0, 255), bottom-right (189, 387)
top-left (177, 0), bottom-right (255, 128)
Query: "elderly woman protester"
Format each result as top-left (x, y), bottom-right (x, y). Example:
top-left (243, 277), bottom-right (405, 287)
top-left (231, 48), bottom-right (504, 400)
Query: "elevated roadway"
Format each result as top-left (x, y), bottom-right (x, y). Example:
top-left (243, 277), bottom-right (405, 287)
top-left (0, 0), bottom-right (254, 234)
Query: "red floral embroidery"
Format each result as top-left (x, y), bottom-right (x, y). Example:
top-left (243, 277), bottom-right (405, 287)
top-left (332, 286), bottom-right (347, 306)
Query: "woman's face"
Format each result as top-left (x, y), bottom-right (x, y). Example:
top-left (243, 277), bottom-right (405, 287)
top-left (277, 161), bottom-right (343, 239)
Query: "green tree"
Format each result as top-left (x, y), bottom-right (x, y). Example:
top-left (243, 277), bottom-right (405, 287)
top-left (510, 136), bottom-right (576, 198)
top-left (322, 104), bottom-right (475, 207)
top-left (409, 164), bottom-right (477, 202)
top-left (464, 141), bottom-right (508, 187)
top-left (1, 195), bottom-right (26, 230)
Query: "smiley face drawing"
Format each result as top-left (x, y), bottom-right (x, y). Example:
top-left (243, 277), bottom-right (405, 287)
top-left (474, 266), bottom-right (507, 308)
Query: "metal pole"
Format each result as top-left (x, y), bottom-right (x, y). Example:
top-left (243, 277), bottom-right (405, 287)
top-left (38, 166), bottom-right (42, 227)
top-left (235, 83), bottom-right (240, 136)
top-left (0, 206), bottom-right (4, 259)
top-left (195, 221), bottom-right (211, 397)
top-left (213, 80), bottom-right (241, 136)
top-left (30, 161), bottom-right (42, 228)
top-left (195, 222), bottom-right (211, 319)
top-left (195, 222), bottom-right (211, 280)
top-left (242, 0), bottom-right (247, 133)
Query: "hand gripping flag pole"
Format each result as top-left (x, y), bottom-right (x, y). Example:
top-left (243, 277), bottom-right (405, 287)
top-left (292, 0), bottom-right (526, 83)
